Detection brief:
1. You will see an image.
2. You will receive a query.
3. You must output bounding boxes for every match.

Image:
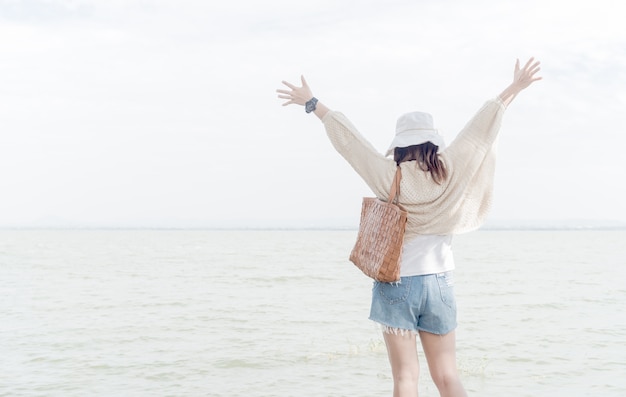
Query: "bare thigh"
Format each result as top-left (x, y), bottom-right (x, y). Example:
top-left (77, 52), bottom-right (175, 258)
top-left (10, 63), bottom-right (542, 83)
top-left (419, 331), bottom-right (467, 397)
top-left (383, 332), bottom-right (419, 397)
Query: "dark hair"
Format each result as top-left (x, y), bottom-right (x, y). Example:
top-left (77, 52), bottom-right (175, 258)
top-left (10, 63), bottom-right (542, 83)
top-left (394, 143), bottom-right (448, 184)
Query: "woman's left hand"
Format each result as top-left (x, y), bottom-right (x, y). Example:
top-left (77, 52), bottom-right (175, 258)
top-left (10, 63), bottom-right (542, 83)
top-left (511, 57), bottom-right (542, 91)
top-left (276, 75), bottom-right (314, 107)
top-left (498, 57), bottom-right (542, 107)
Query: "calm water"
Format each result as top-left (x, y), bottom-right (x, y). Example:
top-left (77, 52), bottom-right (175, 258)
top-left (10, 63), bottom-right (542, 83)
top-left (1, 229), bottom-right (625, 396)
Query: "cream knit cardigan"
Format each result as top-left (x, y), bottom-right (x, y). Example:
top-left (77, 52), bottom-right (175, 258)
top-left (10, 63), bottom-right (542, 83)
top-left (322, 98), bottom-right (506, 238)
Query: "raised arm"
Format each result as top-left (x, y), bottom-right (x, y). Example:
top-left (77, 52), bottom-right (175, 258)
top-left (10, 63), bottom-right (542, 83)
top-left (276, 75), bottom-right (330, 120)
top-left (498, 57), bottom-right (542, 107)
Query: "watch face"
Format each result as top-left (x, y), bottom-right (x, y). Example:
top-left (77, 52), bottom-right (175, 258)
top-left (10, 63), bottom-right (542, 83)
top-left (306, 97), bottom-right (317, 113)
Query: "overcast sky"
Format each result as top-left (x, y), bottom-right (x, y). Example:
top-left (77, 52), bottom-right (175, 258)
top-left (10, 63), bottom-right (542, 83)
top-left (1, 0), bottom-right (625, 228)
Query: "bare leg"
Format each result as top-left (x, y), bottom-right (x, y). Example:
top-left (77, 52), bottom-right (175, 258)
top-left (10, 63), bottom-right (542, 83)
top-left (383, 331), bottom-right (420, 397)
top-left (419, 331), bottom-right (467, 397)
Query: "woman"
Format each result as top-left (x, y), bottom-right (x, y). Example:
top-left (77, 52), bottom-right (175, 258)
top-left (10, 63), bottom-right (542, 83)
top-left (276, 58), bottom-right (541, 397)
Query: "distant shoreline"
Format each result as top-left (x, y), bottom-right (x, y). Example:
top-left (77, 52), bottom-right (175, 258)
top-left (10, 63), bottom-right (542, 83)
top-left (1, 225), bottom-right (625, 232)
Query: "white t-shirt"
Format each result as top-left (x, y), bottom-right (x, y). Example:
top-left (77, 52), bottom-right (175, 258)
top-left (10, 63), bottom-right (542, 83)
top-left (400, 235), bottom-right (455, 277)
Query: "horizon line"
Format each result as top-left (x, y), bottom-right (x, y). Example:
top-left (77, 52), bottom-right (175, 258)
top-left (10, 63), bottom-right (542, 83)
top-left (1, 225), bottom-right (625, 232)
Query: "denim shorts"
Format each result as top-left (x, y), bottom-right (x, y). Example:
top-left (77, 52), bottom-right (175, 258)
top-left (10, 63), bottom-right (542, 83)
top-left (369, 271), bottom-right (457, 335)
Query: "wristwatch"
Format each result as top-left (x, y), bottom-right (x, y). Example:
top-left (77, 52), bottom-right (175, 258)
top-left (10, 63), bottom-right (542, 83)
top-left (305, 97), bottom-right (318, 113)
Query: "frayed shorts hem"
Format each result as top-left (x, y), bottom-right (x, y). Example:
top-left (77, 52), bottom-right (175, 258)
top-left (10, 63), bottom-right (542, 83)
top-left (370, 319), bottom-right (456, 336)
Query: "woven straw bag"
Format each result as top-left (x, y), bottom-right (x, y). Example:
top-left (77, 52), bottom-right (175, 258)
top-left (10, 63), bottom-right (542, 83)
top-left (349, 166), bottom-right (407, 283)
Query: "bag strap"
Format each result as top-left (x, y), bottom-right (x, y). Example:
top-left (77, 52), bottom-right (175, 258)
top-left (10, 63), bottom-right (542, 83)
top-left (388, 166), bottom-right (402, 205)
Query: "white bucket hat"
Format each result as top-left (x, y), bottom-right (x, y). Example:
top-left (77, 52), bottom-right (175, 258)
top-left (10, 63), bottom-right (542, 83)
top-left (385, 111), bottom-right (446, 157)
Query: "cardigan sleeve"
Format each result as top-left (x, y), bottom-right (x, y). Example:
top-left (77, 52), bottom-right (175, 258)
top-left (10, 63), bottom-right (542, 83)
top-left (322, 111), bottom-right (397, 199)
top-left (442, 98), bottom-right (505, 172)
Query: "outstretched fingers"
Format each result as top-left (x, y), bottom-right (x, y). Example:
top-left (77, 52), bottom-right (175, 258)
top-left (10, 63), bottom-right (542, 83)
top-left (276, 89), bottom-right (292, 96)
top-left (276, 92), bottom-right (294, 106)
top-left (523, 58), bottom-right (541, 74)
top-left (281, 80), bottom-right (297, 90)
top-left (518, 57), bottom-right (542, 83)
top-left (276, 81), bottom-right (296, 106)
top-left (523, 57), bottom-right (536, 70)
top-left (527, 64), bottom-right (542, 83)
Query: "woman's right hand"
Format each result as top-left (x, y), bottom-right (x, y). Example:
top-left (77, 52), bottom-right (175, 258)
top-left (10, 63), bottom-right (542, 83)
top-left (276, 75), bottom-right (314, 107)
top-left (276, 75), bottom-right (330, 119)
